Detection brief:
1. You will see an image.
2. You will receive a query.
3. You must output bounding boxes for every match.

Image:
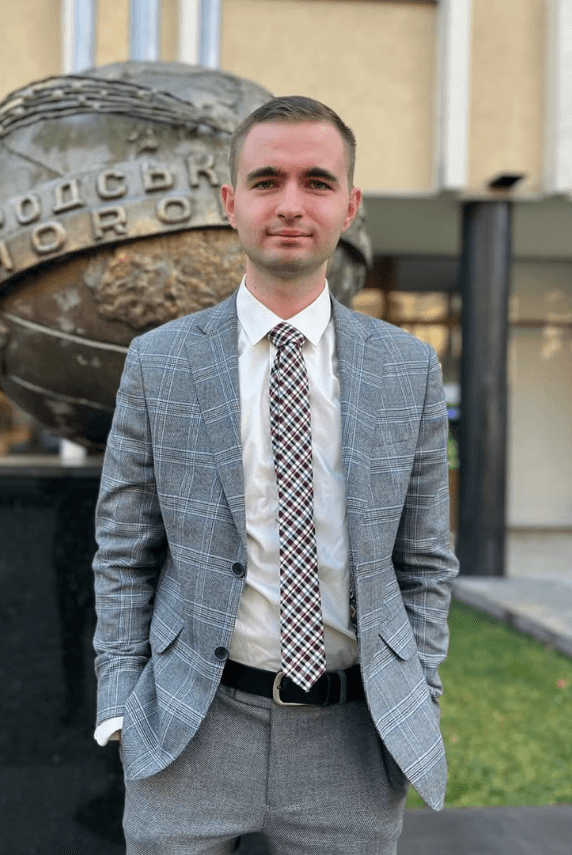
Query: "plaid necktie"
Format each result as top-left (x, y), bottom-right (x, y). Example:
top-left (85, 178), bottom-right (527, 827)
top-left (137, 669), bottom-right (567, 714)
top-left (268, 322), bottom-right (327, 692)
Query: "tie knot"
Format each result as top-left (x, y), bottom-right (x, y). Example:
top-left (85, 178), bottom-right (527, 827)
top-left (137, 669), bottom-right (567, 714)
top-left (267, 322), bottom-right (305, 351)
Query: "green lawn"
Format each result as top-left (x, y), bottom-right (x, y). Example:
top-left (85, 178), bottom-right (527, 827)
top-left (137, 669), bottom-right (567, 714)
top-left (406, 598), bottom-right (572, 808)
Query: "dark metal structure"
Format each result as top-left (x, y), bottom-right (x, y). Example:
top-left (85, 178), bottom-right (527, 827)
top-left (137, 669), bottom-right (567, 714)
top-left (457, 200), bottom-right (512, 576)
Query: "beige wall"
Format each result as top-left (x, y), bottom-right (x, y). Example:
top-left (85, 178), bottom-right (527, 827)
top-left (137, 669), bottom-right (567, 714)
top-left (0, 0), bottom-right (179, 99)
top-left (161, 0), bottom-right (180, 63)
top-left (221, 0), bottom-right (437, 193)
top-left (0, 0), bottom-right (551, 196)
top-left (468, 0), bottom-right (546, 193)
top-left (96, 0), bottom-right (129, 66)
top-left (0, 0), bottom-right (61, 99)
top-left (95, 0), bottom-right (179, 67)
top-left (0, 0), bottom-right (132, 96)
top-left (508, 262), bottom-right (572, 528)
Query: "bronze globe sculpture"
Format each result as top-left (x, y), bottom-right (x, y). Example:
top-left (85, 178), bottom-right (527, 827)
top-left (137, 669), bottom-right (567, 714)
top-left (0, 62), bottom-right (371, 449)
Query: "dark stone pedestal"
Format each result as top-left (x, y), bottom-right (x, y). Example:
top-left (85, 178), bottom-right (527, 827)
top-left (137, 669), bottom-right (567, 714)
top-left (0, 458), bottom-right (267, 854)
top-left (0, 459), bottom-right (124, 854)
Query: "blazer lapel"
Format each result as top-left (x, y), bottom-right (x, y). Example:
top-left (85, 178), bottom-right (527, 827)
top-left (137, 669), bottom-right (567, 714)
top-left (332, 299), bottom-right (375, 553)
top-left (184, 293), bottom-right (247, 546)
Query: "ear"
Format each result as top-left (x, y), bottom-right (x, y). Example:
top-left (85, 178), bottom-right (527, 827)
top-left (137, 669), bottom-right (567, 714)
top-left (221, 184), bottom-right (237, 229)
top-left (341, 187), bottom-right (362, 233)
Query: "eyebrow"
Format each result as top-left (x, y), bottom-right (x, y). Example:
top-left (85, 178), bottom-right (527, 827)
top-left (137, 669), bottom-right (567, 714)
top-left (246, 167), bottom-right (282, 183)
top-left (305, 167), bottom-right (339, 185)
top-left (245, 166), bottom-right (340, 185)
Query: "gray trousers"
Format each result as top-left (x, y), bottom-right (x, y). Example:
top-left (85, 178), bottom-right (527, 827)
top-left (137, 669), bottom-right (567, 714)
top-left (123, 683), bottom-right (409, 854)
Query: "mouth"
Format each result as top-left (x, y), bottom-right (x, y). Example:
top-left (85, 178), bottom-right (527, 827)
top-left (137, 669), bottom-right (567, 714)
top-left (267, 229), bottom-right (311, 238)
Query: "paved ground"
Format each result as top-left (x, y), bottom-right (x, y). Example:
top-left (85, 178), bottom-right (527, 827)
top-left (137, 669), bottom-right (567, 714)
top-left (236, 806), bottom-right (572, 854)
top-left (397, 805), bottom-right (572, 855)
top-left (454, 531), bottom-right (572, 657)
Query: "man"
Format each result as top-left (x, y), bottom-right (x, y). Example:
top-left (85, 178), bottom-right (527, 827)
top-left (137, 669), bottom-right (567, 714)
top-left (93, 96), bottom-right (459, 854)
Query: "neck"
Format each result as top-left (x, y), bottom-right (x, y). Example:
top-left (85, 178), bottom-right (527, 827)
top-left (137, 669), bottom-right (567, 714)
top-left (244, 264), bottom-right (327, 320)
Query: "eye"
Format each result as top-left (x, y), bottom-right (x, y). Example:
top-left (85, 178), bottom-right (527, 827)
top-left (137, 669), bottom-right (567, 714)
top-left (253, 179), bottom-right (276, 190)
top-left (308, 179), bottom-right (331, 190)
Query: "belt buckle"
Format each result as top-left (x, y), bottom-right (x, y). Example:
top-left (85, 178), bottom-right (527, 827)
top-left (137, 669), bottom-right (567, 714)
top-left (272, 671), bottom-right (306, 707)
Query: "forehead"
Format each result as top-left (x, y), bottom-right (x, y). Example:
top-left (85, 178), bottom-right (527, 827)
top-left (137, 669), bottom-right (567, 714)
top-left (237, 120), bottom-right (348, 180)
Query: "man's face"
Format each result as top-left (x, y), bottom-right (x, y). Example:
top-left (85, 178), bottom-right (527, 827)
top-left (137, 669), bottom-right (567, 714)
top-left (221, 121), bottom-right (361, 282)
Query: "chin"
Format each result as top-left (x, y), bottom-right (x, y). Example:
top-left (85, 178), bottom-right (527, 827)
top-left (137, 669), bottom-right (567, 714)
top-left (267, 252), bottom-right (327, 275)
top-left (269, 262), bottom-right (318, 279)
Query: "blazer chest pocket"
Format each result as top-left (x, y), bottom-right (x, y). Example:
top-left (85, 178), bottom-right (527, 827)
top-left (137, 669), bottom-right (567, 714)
top-left (149, 599), bottom-right (185, 655)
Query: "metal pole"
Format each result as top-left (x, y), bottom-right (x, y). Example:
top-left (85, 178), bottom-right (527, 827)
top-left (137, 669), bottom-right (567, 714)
top-left (62, 0), bottom-right (96, 73)
top-left (198, 0), bottom-right (221, 69)
top-left (130, 0), bottom-right (161, 62)
top-left (457, 201), bottom-right (512, 576)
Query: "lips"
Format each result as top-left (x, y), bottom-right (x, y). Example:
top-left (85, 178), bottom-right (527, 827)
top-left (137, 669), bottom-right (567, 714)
top-left (267, 229), bottom-right (311, 238)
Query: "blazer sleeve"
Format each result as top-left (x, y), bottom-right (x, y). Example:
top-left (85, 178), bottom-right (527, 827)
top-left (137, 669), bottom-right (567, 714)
top-left (93, 336), bottom-right (167, 725)
top-left (392, 346), bottom-right (459, 699)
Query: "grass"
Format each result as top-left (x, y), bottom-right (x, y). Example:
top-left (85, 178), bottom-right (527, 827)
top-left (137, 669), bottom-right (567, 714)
top-left (406, 598), bottom-right (572, 809)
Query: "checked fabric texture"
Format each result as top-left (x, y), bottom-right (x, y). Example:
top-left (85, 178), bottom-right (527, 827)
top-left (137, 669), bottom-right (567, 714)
top-left (268, 323), bottom-right (327, 692)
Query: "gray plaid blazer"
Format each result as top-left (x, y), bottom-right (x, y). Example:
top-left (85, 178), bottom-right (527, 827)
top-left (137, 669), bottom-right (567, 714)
top-left (93, 292), bottom-right (459, 810)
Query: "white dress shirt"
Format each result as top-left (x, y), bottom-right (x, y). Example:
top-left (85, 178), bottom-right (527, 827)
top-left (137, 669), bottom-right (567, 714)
top-left (230, 279), bottom-right (358, 672)
top-left (95, 279), bottom-right (357, 746)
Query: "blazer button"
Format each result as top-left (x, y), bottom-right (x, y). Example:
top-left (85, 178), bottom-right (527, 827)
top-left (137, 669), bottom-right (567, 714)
top-left (215, 646), bottom-right (229, 662)
top-left (231, 561), bottom-right (245, 578)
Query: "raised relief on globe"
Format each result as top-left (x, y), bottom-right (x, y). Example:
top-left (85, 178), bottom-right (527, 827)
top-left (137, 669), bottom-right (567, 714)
top-left (0, 62), bottom-right (371, 449)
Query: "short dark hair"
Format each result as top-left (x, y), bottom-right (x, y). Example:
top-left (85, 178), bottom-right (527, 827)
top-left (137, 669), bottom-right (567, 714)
top-left (229, 95), bottom-right (357, 187)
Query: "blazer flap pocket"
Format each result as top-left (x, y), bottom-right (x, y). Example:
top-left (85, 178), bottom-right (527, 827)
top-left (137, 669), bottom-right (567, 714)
top-left (150, 598), bottom-right (185, 654)
top-left (378, 613), bottom-right (418, 661)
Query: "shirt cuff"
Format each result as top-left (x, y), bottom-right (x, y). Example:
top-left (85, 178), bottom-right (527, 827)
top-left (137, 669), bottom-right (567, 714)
top-left (94, 716), bottom-right (124, 746)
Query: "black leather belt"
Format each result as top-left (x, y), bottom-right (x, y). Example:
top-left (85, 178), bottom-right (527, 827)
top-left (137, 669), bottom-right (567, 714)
top-left (221, 660), bottom-right (364, 706)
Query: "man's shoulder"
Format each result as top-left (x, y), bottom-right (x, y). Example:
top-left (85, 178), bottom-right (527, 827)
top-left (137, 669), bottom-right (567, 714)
top-left (332, 299), bottom-right (433, 360)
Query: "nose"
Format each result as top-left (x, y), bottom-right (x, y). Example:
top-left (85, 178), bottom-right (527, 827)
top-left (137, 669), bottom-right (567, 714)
top-left (275, 181), bottom-right (303, 220)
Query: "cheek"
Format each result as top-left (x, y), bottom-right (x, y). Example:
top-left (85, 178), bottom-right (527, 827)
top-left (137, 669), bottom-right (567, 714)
top-left (313, 202), bottom-right (346, 229)
top-left (317, 213), bottom-right (347, 241)
top-left (237, 202), bottom-right (266, 231)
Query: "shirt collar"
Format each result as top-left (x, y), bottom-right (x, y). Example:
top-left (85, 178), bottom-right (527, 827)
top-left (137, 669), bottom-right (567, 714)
top-left (236, 277), bottom-right (332, 347)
